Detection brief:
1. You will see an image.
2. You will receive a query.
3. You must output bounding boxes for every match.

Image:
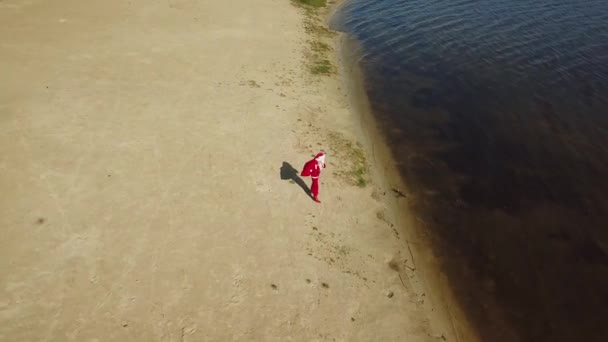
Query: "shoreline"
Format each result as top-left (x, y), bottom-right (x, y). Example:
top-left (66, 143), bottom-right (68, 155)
top-left (326, 2), bottom-right (478, 341)
top-left (336, 35), bottom-right (476, 342)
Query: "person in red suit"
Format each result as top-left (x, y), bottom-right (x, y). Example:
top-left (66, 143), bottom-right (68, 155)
top-left (301, 151), bottom-right (326, 203)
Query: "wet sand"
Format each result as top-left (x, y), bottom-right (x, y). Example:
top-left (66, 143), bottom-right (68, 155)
top-left (0, 0), bottom-right (461, 341)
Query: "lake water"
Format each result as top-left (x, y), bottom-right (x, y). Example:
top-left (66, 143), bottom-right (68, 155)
top-left (334, 0), bottom-right (608, 340)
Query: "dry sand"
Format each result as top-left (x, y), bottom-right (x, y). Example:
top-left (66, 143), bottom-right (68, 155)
top-left (1, 0), bottom-right (469, 341)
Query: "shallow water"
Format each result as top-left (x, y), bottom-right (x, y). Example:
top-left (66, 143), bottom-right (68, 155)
top-left (335, 0), bottom-right (608, 340)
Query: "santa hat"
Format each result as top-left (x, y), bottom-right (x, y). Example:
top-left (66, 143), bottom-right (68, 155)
top-left (315, 151), bottom-right (326, 165)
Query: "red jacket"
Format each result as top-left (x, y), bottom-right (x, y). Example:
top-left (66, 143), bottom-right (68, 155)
top-left (301, 159), bottom-right (325, 178)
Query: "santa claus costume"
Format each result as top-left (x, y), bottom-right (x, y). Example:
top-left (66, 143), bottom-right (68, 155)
top-left (301, 152), bottom-right (326, 203)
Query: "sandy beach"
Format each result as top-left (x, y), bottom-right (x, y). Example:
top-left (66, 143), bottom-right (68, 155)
top-left (1, 0), bottom-right (469, 341)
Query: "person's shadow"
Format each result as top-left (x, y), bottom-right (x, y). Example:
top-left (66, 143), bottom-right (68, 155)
top-left (280, 162), bottom-right (311, 198)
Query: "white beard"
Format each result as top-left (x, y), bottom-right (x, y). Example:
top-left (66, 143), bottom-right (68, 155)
top-left (316, 155), bottom-right (325, 167)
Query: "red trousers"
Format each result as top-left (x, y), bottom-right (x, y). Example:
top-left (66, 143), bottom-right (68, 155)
top-left (311, 177), bottom-right (319, 197)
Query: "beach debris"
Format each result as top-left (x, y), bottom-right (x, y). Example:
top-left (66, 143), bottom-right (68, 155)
top-left (392, 227), bottom-right (400, 239)
top-left (306, 278), bottom-right (311, 284)
top-left (387, 291), bottom-right (394, 298)
top-left (321, 282), bottom-right (329, 289)
top-left (406, 241), bottom-right (417, 271)
top-left (403, 259), bottom-right (416, 272)
top-left (399, 274), bottom-right (407, 289)
top-left (271, 284), bottom-right (278, 290)
top-left (36, 217), bottom-right (45, 225)
top-left (392, 188), bottom-right (407, 198)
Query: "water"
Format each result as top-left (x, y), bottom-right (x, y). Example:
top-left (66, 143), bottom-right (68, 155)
top-left (335, 0), bottom-right (608, 340)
